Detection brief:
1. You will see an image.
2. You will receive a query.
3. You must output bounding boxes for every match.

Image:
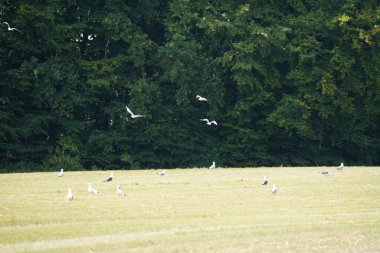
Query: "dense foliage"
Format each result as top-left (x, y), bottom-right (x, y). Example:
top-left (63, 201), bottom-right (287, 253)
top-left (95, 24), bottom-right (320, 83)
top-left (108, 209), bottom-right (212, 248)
top-left (1, 0), bottom-right (379, 171)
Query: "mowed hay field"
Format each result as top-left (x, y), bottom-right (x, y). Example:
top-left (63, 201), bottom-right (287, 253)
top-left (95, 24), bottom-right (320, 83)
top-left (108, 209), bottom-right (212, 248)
top-left (0, 167), bottom-right (380, 253)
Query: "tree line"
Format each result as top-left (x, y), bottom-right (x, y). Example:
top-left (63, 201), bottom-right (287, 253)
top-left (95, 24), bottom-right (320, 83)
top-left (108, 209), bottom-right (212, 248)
top-left (1, 0), bottom-right (379, 172)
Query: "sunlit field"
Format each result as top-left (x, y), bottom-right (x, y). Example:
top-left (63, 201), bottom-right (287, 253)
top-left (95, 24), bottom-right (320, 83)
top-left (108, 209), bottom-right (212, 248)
top-left (0, 167), bottom-right (379, 253)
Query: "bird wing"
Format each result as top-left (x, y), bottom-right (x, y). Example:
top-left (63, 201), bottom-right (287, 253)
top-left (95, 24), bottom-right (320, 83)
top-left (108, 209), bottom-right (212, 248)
top-left (201, 119), bottom-right (210, 123)
top-left (126, 106), bottom-right (135, 116)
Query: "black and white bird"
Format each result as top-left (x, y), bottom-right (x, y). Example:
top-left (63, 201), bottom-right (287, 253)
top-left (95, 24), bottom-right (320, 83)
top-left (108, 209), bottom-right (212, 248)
top-left (87, 183), bottom-right (98, 194)
top-left (271, 184), bottom-right (277, 194)
top-left (209, 161), bottom-right (216, 169)
top-left (262, 176), bottom-right (268, 185)
top-left (3, 22), bottom-right (22, 33)
top-left (66, 188), bottom-right (73, 201)
top-left (196, 95), bottom-right (208, 102)
top-left (58, 168), bottom-right (64, 177)
top-left (116, 185), bottom-right (125, 196)
top-left (103, 172), bottom-right (113, 182)
top-left (201, 119), bottom-right (217, 125)
top-left (157, 170), bottom-right (166, 176)
top-left (336, 162), bottom-right (344, 170)
top-left (126, 106), bottom-right (145, 118)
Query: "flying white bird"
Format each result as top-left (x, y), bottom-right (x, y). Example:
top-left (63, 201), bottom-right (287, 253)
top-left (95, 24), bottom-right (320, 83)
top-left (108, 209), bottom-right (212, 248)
top-left (271, 184), bottom-right (277, 194)
top-left (336, 162), bottom-right (344, 170)
top-left (262, 176), bottom-right (268, 185)
top-left (3, 22), bottom-right (22, 33)
top-left (88, 183), bottom-right (98, 194)
top-left (58, 168), bottom-right (64, 177)
top-left (201, 119), bottom-right (217, 125)
top-left (126, 106), bottom-right (145, 118)
top-left (157, 170), bottom-right (166, 176)
top-left (116, 185), bottom-right (125, 196)
top-left (103, 172), bottom-right (113, 182)
top-left (196, 95), bottom-right (208, 102)
top-left (66, 188), bottom-right (73, 201)
top-left (209, 161), bottom-right (216, 169)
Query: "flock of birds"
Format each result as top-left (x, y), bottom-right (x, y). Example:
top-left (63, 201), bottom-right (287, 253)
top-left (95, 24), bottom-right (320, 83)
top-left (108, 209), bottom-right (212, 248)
top-left (63, 170), bottom-right (125, 201)
top-left (125, 94), bottom-right (217, 126)
top-left (4, 22), bottom-right (346, 201)
top-left (62, 162), bottom-right (345, 201)
top-left (4, 21), bottom-right (217, 128)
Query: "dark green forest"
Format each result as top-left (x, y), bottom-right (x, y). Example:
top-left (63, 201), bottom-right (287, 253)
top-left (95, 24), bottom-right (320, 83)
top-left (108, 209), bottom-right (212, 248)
top-left (1, 0), bottom-right (379, 172)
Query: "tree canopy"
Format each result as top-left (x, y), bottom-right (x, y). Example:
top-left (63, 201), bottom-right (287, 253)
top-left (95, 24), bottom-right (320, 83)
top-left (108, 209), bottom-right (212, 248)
top-left (1, 0), bottom-right (379, 172)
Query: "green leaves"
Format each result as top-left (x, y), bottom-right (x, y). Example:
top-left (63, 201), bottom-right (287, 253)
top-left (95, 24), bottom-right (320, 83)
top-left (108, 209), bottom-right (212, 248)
top-left (1, 0), bottom-right (379, 171)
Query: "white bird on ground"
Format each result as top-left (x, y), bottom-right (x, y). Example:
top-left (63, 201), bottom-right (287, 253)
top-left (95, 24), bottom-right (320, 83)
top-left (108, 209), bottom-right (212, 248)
top-left (103, 172), bottom-right (113, 182)
top-left (271, 184), bottom-right (277, 194)
top-left (157, 170), bottom-right (166, 176)
top-left (196, 95), bottom-right (208, 102)
top-left (336, 162), bottom-right (344, 170)
top-left (262, 176), bottom-right (268, 185)
top-left (88, 183), bottom-right (98, 194)
top-left (201, 118), bottom-right (217, 125)
top-left (126, 106), bottom-right (145, 118)
top-left (116, 185), bottom-right (125, 196)
top-left (3, 22), bottom-right (22, 33)
top-left (58, 168), bottom-right (64, 177)
top-left (209, 161), bottom-right (216, 169)
top-left (66, 188), bottom-right (73, 201)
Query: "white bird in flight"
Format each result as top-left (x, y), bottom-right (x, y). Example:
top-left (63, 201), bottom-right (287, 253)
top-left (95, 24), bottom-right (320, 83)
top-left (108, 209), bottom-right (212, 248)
top-left (103, 172), bottom-right (113, 182)
top-left (66, 188), bottom-right (73, 201)
top-left (209, 161), bottom-right (216, 169)
top-left (88, 183), bottom-right (98, 194)
top-left (336, 162), bottom-right (344, 170)
top-left (58, 168), bottom-right (64, 177)
top-left (126, 106), bottom-right (145, 118)
top-left (201, 119), bottom-right (217, 125)
top-left (157, 170), bottom-right (166, 176)
top-left (271, 184), bottom-right (277, 194)
top-left (262, 176), bottom-right (268, 185)
top-left (3, 22), bottom-right (22, 33)
top-left (196, 95), bottom-right (208, 102)
top-left (116, 185), bottom-right (125, 196)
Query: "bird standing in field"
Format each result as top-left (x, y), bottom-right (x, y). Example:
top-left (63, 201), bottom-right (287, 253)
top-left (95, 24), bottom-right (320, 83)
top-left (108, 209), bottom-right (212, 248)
top-left (58, 168), bottom-right (64, 177)
top-left (116, 185), bottom-right (125, 196)
top-left (201, 118), bottom-right (217, 125)
top-left (66, 188), bottom-right (73, 201)
top-left (3, 22), bottom-right (22, 33)
top-left (157, 170), bottom-right (166, 176)
top-left (103, 172), bottom-right (113, 182)
top-left (262, 176), bottom-right (268, 185)
top-left (88, 183), bottom-right (98, 194)
top-left (126, 106), bottom-right (145, 118)
top-left (196, 95), bottom-right (208, 102)
top-left (336, 162), bottom-right (344, 170)
top-left (209, 161), bottom-right (216, 169)
top-left (271, 184), bottom-right (277, 194)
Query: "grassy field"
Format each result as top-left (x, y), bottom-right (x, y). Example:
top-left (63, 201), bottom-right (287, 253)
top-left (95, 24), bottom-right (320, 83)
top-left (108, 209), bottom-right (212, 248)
top-left (0, 166), bottom-right (379, 253)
